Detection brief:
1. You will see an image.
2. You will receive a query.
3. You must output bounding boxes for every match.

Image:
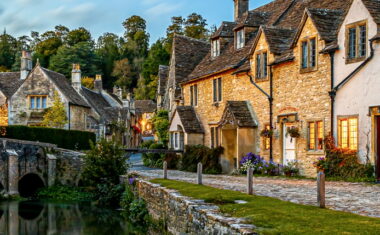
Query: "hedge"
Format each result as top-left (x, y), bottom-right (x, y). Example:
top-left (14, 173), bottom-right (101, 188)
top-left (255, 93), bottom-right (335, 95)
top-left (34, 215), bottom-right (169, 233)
top-left (1, 125), bottom-right (96, 150)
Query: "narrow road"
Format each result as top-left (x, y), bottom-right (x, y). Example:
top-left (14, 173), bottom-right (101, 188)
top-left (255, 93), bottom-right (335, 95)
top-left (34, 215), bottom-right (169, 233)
top-left (130, 155), bottom-right (380, 218)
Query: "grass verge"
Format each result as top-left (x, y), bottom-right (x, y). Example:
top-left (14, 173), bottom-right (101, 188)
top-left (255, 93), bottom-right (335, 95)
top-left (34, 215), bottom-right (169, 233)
top-left (151, 179), bottom-right (380, 235)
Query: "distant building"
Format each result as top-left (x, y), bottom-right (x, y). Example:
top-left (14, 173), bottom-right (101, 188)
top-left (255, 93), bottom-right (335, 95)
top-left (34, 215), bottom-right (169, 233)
top-left (135, 100), bottom-right (156, 137)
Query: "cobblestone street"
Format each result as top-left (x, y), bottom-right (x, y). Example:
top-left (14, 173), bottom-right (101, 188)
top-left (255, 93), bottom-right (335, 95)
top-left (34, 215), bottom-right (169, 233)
top-left (131, 162), bottom-right (380, 218)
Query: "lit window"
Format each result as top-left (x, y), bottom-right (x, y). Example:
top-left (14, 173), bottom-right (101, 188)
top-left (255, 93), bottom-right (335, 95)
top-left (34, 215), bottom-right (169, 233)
top-left (256, 52), bottom-right (268, 80)
top-left (212, 78), bottom-right (222, 103)
top-left (212, 39), bottom-right (220, 57)
top-left (347, 22), bottom-right (367, 61)
top-left (308, 121), bottom-right (324, 150)
top-left (338, 117), bottom-right (358, 150)
top-left (301, 38), bottom-right (316, 70)
top-left (29, 95), bottom-right (48, 110)
top-left (236, 29), bottom-right (245, 49)
top-left (190, 84), bottom-right (198, 106)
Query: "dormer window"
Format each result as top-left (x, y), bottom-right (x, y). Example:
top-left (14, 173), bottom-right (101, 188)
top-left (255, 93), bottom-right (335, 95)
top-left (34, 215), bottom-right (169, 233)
top-left (256, 51), bottom-right (268, 80)
top-left (236, 29), bottom-right (245, 49)
top-left (346, 21), bottom-right (367, 63)
top-left (301, 38), bottom-right (316, 72)
top-left (212, 39), bottom-right (220, 57)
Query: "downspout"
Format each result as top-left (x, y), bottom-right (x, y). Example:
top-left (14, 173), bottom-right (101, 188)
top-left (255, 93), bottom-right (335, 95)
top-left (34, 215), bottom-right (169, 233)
top-left (328, 51), bottom-right (336, 135)
top-left (247, 71), bottom-right (274, 162)
top-left (68, 104), bottom-right (71, 130)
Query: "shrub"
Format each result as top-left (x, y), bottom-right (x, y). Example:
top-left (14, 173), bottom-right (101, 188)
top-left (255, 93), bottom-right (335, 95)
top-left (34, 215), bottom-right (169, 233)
top-left (36, 185), bottom-right (94, 201)
top-left (180, 145), bottom-right (223, 174)
top-left (142, 142), bottom-right (166, 168)
top-left (1, 125), bottom-right (95, 150)
top-left (283, 160), bottom-right (300, 176)
top-left (94, 182), bottom-right (125, 207)
top-left (82, 139), bottom-right (128, 186)
top-left (152, 110), bottom-right (169, 146)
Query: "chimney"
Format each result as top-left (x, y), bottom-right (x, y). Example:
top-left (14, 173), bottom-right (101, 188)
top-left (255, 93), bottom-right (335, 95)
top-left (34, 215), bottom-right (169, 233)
top-left (234, 0), bottom-right (249, 21)
top-left (71, 64), bottom-right (81, 91)
top-left (94, 74), bottom-right (103, 91)
top-left (20, 51), bottom-right (32, 80)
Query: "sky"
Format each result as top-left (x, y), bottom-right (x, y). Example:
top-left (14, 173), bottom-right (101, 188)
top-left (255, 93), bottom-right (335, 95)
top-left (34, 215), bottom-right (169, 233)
top-left (0, 0), bottom-right (271, 43)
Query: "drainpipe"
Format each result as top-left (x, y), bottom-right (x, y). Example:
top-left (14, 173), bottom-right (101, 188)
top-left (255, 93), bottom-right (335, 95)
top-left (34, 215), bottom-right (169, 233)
top-left (328, 51), bottom-right (336, 136)
top-left (247, 71), bottom-right (274, 162)
top-left (68, 104), bottom-right (71, 130)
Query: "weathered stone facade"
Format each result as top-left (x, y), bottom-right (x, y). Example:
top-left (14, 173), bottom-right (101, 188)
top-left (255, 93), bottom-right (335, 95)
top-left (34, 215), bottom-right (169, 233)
top-left (136, 179), bottom-right (256, 235)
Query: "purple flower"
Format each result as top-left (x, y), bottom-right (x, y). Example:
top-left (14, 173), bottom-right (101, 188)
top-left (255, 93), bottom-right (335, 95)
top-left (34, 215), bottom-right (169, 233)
top-left (128, 177), bottom-right (136, 185)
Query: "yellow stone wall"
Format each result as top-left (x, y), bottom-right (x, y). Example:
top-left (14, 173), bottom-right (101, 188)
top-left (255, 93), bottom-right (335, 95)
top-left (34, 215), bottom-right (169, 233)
top-left (181, 17), bottom-right (331, 176)
top-left (0, 104), bottom-right (8, 126)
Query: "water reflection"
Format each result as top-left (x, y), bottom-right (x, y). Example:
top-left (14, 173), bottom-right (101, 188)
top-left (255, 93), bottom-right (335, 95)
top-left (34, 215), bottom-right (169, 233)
top-left (0, 201), bottom-right (146, 235)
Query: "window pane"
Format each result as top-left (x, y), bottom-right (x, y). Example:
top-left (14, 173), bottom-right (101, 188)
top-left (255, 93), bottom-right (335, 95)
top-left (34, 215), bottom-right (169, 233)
top-left (256, 54), bottom-right (261, 78)
top-left (302, 41), bottom-right (308, 68)
top-left (30, 97), bottom-right (35, 109)
top-left (317, 121), bottom-right (324, 150)
top-left (309, 122), bottom-right (315, 150)
top-left (194, 85), bottom-right (198, 106)
top-left (42, 97), bottom-right (47, 109)
top-left (263, 52), bottom-right (268, 77)
top-left (359, 25), bottom-right (366, 57)
top-left (340, 120), bottom-right (349, 148)
top-left (213, 79), bottom-right (217, 102)
top-left (36, 97), bottom-right (41, 109)
top-left (211, 127), bottom-right (215, 148)
top-left (175, 133), bottom-right (178, 148)
top-left (310, 39), bottom-right (316, 67)
top-left (218, 78), bottom-right (222, 101)
top-left (215, 127), bottom-right (219, 146)
top-left (349, 28), bottom-right (356, 58)
top-left (349, 118), bottom-right (358, 150)
top-left (190, 86), bottom-right (194, 106)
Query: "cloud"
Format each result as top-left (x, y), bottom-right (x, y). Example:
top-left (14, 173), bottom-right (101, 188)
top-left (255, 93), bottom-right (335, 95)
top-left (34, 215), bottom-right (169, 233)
top-left (145, 2), bottom-right (183, 17)
top-left (47, 3), bottom-right (98, 24)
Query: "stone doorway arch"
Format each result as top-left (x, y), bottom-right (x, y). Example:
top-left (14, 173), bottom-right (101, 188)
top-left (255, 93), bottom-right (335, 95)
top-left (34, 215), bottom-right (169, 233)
top-left (18, 173), bottom-right (45, 198)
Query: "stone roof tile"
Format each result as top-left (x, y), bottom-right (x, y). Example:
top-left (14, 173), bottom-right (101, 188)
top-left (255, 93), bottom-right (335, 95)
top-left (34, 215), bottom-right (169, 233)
top-left (176, 106), bottom-right (204, 133)
top-left (158, 65), bottom-right (169, 96)
top-left (135, 100), bottom-right (156, 114)
top-left (0, 72), bottom-right (24, 98)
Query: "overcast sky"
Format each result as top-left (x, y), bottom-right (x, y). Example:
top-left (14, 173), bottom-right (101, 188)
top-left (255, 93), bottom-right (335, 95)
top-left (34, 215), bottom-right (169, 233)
top-left (0, 0), bottom-right (271, 42)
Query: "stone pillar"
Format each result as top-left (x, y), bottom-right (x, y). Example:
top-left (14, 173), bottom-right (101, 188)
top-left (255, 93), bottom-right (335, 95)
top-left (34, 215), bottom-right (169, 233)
top-left (197, 163), bottom-right (202, 185)
top-left (7, 149), bottom-right (19, 196)
top-left (47, 154), bottom-right (57, 187)
top-left (8, 202), bottom-right (19, 235)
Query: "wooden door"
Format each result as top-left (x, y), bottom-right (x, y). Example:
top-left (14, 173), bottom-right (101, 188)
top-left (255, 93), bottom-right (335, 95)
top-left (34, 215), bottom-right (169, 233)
top-left (283, 123), bottom-right (296, 164)
top-left (376, 117), bottom-right (380, 181)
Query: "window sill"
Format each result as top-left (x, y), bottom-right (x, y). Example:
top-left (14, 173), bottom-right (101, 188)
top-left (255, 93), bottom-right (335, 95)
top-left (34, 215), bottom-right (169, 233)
top-left (255, 77), bottom-right (269, 82)
top-left (300, 67), bottom-right (317, 74)
top-left (212, 102), bottom-right (221, 107)
top-left (345, 56), bottom-right (366, 64)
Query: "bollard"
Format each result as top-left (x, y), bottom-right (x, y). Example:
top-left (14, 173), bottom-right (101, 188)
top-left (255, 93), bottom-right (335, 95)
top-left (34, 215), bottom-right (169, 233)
top-left (163, 161), bottom-right (168, 179)
top-left (247, 168), bottom-right (253, 195)
top-left (317, 171), bottom-right (326, 208)
top-left (197, 163), bottom-right (203, 185)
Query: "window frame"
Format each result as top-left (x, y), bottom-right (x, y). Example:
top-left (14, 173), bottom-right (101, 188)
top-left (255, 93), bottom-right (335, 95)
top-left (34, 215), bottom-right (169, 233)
top-left (29, 95), bottom-right (48, 110)
top-left (189, 84), bottom-right (198, 107)
top-left (212, 78), bottom-right (222, 103)
top-left (210, 126), bottom-right (219, 148)
top-left (236, 29), bottom-right (245, 49)
top-left (345, 20), bottom-right (367, 64)
top-left (211, 39), bottom-right (220, 57)
top-left (255, 50), bottom-right (268, 81)
top-left (307, 120), bottom-right (324, 151)
top-left (300, 37), bottom-right (317, 73)
top-left (337, 116), bottom-right (359, 151)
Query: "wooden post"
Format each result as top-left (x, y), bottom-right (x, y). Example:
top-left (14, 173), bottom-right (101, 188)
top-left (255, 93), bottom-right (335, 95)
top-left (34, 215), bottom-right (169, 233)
top-left (197, 163), bottom-right (203, 185)
top-left (317, 171), bottom-right (326, 208)
top-left (247, 168), bottom-right (253, 195)
top-left (163, 161), bottom-right (168, 179)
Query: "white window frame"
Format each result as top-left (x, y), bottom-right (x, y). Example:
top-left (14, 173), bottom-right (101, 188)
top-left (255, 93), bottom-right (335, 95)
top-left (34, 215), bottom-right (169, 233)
top-left (212, 39), bottom-right (220, 57)
top-left (236, 29), bottom-right (245, 49)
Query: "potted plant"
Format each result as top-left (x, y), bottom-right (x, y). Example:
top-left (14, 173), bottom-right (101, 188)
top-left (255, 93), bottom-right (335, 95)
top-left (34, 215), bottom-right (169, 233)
top-left (260, 129), bottom-right (273, 138)
top-left (283, 160), bottom-right (300, 177)
top-left (286, 127), bottom-right (300, 138)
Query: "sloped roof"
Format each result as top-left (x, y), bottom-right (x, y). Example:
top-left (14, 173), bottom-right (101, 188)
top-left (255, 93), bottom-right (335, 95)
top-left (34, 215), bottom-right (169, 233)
top-left (362, 0), bottom-right (380, 24)
top-left (171, 35), bottom-right (210, 98)
top-left (261, 26), bottom-right (296, 55)
top-left (135, 100), bottom-right (156, 114)
top-left (0, 72), bottom-right (24, 98)
top-left (158, 65), bottom-right (169, 96)
top-left (221, 101), bottom-right (257, 128)
top-left (175, 106), bottom-right (204, 133)
top-left (41, 68), bottom-right (89, 107)
top-left (80, 87), bottom-right (113, 121)
top-left (234, 11), bottom-right (271, 29)
top-left (211, 21), bottom-right (237, 39)
top-left (307, 8), bottom-right (345, 42)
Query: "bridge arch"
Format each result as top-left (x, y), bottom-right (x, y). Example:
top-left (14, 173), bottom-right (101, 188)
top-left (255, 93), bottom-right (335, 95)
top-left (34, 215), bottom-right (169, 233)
top-left (18, 173), bottom-right (45, 198)
top-left (18, 201), bottom-right (44, 221)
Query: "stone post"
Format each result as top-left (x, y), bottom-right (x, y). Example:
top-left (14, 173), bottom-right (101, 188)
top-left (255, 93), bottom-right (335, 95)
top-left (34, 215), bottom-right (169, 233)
top-left (47, 154), bottom-right (57, 187)
top-left (247, 168), bottom-right (253, 195)
top-left (317, 171), bottom-right (326, 208)
top-left (197, 163), bottom-right (202, 185)
top-left (8, 202), bottom-right (19, 235)
top-left (163, 161), bottom-right (168, 179)
top-left (7, 149), bottom-right (19, 196)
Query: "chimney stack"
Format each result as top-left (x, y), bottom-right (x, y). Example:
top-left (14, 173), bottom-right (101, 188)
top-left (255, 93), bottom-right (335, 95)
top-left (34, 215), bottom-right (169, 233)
top-left (20, 51), bottom-right (32, 80)
top-left (71, 64), bottom-right (81, 91)
top-left (94, 74), bottom-right (103, 91)
top-left (234, 0), bottom-right (249, 21)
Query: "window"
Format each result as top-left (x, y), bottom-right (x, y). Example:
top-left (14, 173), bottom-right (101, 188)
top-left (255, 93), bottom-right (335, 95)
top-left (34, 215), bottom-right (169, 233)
top-left (264, 124), bottom-right (271, 150)
top-left (308, 121), bottom-right (324, 150)
top-left (190, 85), bottom-right (198, 106)
top-left (210, 127), bottom-right (219, 148)
top-left (301, 38), bottom-right (316, 70)
top-left (29, 95), bottom-right (47, 110)
top-left (212, 39), bottom-right (220, 57)
top-left (256, 52), bottom-right (268, 80)
top-left (338, 117), bottom-right (358, 150)
top-left (236, 29), bottom-right (245, 49)
top-left (174, 132), bottom-right (178, 149)
top-left (347, 22), bottom-right (367, 62)
top-left (213, 78), bottom-right (222, 103)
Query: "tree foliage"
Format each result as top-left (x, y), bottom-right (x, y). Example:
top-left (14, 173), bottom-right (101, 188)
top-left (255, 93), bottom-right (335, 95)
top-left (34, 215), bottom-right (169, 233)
top-left (152, 110), bottom-right (170, 145)
top-left (42, 91), bottom-right (68, 128)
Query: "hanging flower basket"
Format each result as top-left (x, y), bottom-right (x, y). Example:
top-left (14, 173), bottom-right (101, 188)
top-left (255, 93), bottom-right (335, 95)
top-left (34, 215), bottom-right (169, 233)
top-left (260, 129), bottom-right (273, 138)
top-left (286, 127), bottom-right (300, 138)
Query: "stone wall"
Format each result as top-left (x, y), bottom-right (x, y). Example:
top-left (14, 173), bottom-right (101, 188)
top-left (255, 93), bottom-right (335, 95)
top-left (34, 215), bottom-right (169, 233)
top-left (137, 180), bottom-right (256, 235)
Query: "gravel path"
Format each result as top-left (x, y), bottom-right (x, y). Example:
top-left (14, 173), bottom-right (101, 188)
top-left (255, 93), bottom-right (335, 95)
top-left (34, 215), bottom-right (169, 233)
top-left (131, 164), bottom-right (380, 218)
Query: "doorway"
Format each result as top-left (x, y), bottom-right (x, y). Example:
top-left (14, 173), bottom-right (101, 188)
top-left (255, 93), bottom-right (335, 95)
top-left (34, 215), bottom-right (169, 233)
top-left (221, 127), bottom-right (237, 173)
top-left (376, 117), bottom-right (380, 181)
top-left (283, 123), bottom-right (296, 164)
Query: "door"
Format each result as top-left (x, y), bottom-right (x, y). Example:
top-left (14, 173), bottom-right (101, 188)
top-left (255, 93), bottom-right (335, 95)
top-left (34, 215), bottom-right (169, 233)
top-left (283, 123), bottom-right (296, 164)
top-left (376, 117), bottom-right (380, 181)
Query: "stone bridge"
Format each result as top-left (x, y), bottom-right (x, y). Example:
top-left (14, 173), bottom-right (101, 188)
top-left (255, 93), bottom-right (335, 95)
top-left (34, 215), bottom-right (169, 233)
top-left (0, 138), bottom-right (84, 197)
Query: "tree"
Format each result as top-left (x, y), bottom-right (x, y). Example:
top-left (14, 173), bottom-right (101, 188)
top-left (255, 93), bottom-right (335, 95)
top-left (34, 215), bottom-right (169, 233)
top-left (184, 13), bottom-right (209, 39)
top-left (122, 15), bottom-right (150, 62)
top-left (42, 91), bottom-right (68, 128)
top-left (152, 110), bottom-right (170, 146)
top-left (112, 58), bottom-right (134, 91)
top-left (0, 31), bottom-right (17, 70)
top-left (33, 34), bottom-right (62, 68)
top-left (49, 41), bottom-right (100, 78)
top-left (82, 77), bottom-right (95, 89)
top-left (66, 27), bottom-right (93, 46)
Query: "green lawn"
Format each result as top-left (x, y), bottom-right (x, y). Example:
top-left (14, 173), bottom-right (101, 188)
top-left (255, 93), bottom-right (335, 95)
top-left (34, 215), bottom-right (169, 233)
top-left (150, 179), bottom-right (380, 235)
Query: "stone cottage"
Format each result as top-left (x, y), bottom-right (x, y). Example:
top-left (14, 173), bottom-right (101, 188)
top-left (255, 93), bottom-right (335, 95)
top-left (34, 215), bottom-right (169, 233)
top-left (159, 0), bottom-right (380, 176)
top-left (135, 100), bottom-right (156, 137)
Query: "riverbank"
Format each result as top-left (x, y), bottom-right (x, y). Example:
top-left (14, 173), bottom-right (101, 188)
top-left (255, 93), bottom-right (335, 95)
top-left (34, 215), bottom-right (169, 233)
top-left (150, 179), bottom-right (380, 235)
